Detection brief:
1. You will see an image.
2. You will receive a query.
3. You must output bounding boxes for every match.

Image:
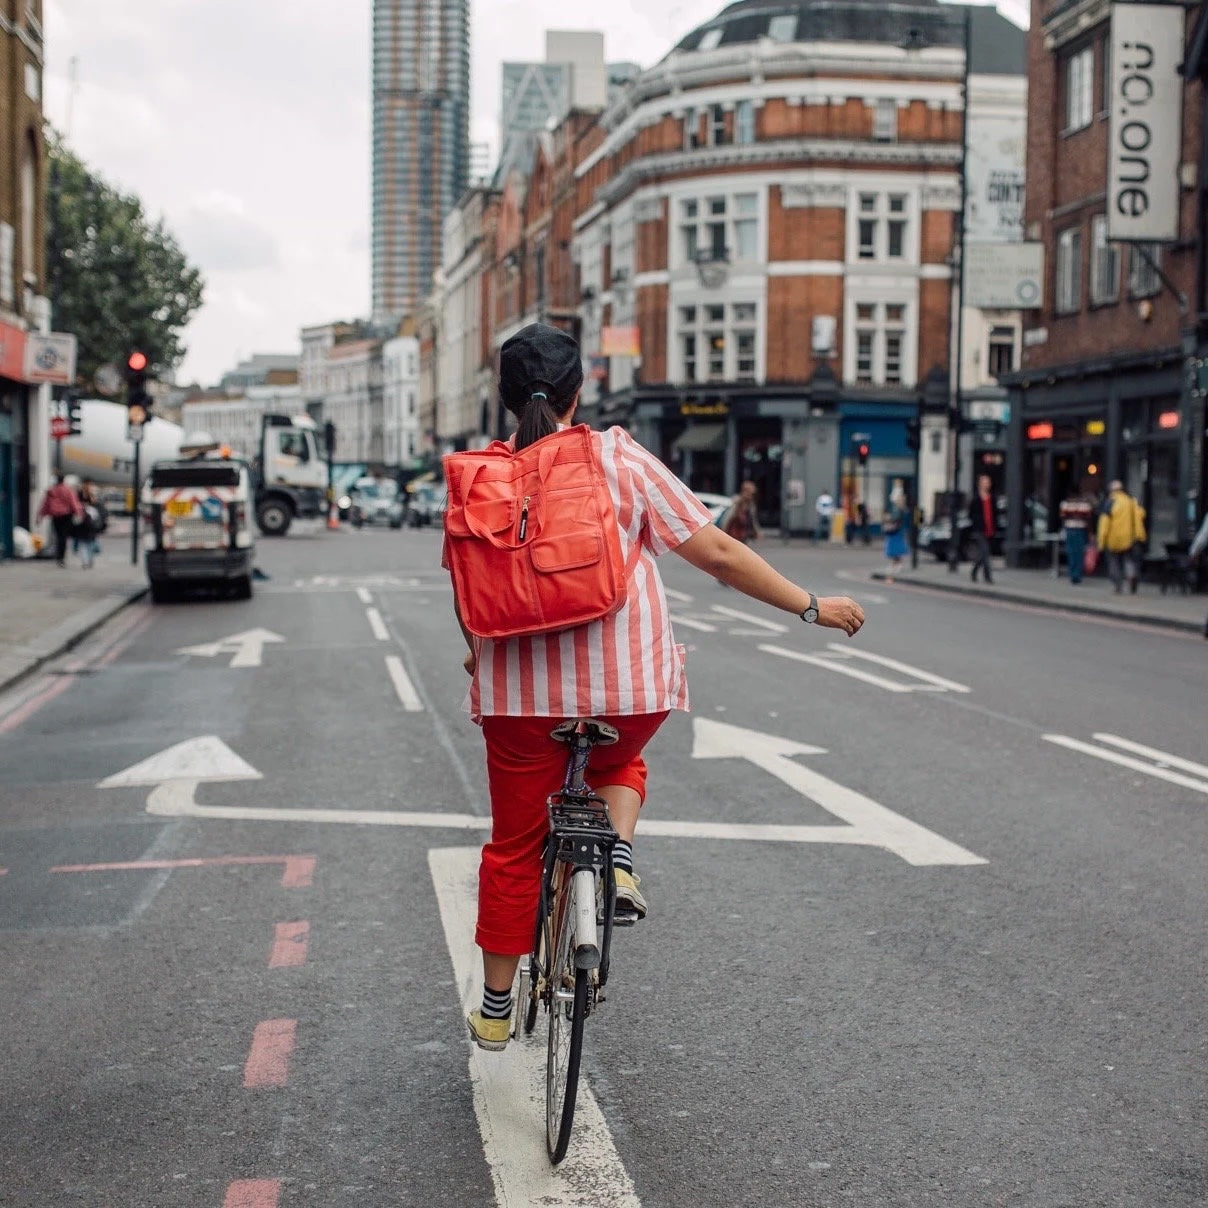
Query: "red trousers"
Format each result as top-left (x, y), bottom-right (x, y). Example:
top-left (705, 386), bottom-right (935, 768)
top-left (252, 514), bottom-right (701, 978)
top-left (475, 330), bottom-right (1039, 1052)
top-left (476, 712), bottom-right (670, 955)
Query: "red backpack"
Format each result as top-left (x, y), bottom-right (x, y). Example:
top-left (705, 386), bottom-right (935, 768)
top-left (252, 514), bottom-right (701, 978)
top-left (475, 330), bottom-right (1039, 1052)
top-left (442, 426), bottom-right (637, 640)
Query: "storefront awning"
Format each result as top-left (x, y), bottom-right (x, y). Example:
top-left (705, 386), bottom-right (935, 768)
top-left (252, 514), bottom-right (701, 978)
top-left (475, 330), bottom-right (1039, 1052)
top-left (672, 423), bottom-right (727, 454)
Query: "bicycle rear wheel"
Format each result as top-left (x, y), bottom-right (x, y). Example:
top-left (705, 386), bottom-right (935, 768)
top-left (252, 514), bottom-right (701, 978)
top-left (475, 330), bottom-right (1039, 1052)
top-left (546, 881), bottom-right (589, 1164)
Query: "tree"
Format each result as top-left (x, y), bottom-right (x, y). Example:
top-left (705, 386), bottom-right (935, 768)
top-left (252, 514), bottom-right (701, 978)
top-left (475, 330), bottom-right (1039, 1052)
top-left (47, 133), bottom-right (205, 387)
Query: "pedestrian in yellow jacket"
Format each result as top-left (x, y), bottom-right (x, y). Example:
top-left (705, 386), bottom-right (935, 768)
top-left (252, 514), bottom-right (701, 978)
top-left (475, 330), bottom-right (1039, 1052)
top-left (1096, 480), bottom-right (1147, 594)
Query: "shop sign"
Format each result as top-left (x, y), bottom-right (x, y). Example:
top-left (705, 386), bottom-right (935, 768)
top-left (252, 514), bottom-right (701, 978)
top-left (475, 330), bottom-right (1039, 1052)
top-left (965, 242), bottom-right (1044, 308)
top-left (1107, 4), bottom-right (1184, 242)
top-left (964, 113), bottom-right (1026, 243)
top-left (1157, 410), bottom-right (1180, 429)
top-left (23, 331), bottom-right (78, 386)
top-left (968, 400), bottom-right (1010, 424)
top-left (0, 320), bottom-right (26, 382)
top-left (601, 325), bottom-right (640, 357)
top-left (1027, 421), bottom-right (1054, 441)
top-left (680, 401), bottom-right (728, 417)
top-left (1085, 419), bottom-right (1106, 436)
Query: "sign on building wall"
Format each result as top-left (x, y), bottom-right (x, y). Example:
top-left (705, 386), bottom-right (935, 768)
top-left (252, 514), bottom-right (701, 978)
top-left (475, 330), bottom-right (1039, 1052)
top-left (600, 326), bottom-right (640, 358)
top-left (23, 332), bottom-right (78, 386)
top-left (964, 114), bottom-right (1026, 243)
top-left (964, 242), bottom-right (1044, 308)
top-left (1107, 3), bottom-right (1184, 242)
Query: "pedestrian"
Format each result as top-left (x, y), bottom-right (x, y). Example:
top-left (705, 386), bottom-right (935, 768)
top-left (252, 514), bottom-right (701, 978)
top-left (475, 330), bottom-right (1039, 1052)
top-left (724, 479), bottom-right (762, 545)
top-left (1059, 483), bottom-right (1096, 585)
top-left (813, 490), bottom-right (835, 545)
top-left (967, 474), bottom-right (997, 584)
top-left (75, 480), bottom-right (105, 569)
top-left (442, 323), bottom-right (866, 1050)
top-left (36, 473), bottom-right (84, 567)
top-left (882, 481), bottom-right (910, 578)
top-left (1096, 479), bottom-right (1147, 594)
top-left (1187, 510), bottom-right (1208, 638)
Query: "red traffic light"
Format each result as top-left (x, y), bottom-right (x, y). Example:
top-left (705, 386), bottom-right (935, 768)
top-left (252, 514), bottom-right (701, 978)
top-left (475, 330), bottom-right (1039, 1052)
top-left (127, 351), bottom-right (148, 372)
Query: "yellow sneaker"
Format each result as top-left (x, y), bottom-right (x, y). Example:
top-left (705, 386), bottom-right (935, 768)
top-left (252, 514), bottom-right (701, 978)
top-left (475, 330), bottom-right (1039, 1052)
top-left (614, 869), bottom-right (647, 920)
top-left (466, 1008), bottom-right (511, 1051)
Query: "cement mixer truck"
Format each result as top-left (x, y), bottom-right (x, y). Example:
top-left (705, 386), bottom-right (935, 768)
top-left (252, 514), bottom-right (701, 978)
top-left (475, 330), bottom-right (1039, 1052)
top-left (62, 400), bottom-right (328, 537)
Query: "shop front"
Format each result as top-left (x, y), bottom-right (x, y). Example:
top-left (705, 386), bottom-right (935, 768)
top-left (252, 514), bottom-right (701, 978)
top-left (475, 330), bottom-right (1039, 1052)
top-left (0, 321), bottom-right (31, 560)
top-left (1004, 351), bottom-right (1204, 565)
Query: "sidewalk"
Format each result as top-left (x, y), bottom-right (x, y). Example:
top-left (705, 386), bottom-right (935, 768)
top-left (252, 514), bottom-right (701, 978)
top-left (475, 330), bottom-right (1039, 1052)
top-left (867, 551), bottom-right (1206, 635)
top-left (0, 522), bottom-right (147, 693)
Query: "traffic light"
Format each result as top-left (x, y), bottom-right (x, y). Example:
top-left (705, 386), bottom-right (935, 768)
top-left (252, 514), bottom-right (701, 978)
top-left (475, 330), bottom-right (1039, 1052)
top-left (906, 416), bottom-right (921, 451)
top-left (66, 391), bottom-right (83, 435)
top-left (324, 420), bottom-right (336, 458)
top-left (857, 441), bottom-right (870, 466)
top-left (126, 351), bottom-right (152, 423)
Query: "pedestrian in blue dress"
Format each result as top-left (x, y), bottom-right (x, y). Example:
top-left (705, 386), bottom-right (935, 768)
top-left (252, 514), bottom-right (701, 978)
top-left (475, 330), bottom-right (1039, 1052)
top-left (883, 481), bottom-right (909, 577)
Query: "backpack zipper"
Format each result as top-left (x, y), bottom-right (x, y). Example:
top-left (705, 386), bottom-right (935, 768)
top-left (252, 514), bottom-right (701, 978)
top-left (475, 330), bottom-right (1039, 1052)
top-left (518, 495), bottom-right (530, 541)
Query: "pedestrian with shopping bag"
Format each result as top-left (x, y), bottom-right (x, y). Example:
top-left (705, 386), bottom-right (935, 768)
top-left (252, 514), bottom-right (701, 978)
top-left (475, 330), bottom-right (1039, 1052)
top-left (36, 474), bottom-right (84, 567)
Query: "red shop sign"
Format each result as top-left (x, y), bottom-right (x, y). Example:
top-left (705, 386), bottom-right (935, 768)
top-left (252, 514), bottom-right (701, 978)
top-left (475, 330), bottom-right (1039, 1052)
top-left (0, 320), bottom-right (27, 382)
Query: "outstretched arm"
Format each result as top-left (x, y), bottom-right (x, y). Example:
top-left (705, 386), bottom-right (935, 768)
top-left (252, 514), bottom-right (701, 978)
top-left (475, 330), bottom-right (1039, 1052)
top-left (672, 523), bottom-right (865, 636)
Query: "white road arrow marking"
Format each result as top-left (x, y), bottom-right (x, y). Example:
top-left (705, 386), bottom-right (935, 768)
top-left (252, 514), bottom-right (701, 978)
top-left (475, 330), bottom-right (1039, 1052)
top-left (669, 614), bottom-right (717, 633)
top-left (757, 643), bottom-right (970, 694)
top-left (709, 605), bottom-right (789, 633)
top-left (100, 736), bottom-right (262, 787)
top-left (1043, 733), bottom-right (1208, 795)
top-left (430, 847), bottom-right (640, 1205)
top-left (177, 628), bottom-right (285, 669)
top-left (691, 718), bottom-right (986, 866)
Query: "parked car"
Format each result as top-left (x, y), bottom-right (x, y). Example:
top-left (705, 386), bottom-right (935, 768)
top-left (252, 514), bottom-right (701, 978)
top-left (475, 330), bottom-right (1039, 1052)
top-left (695, 492), bottom-right (732, 525)
top-left (349, 477), bottom-right (404, 528)
top-left (917, 498), bottom-right (1051, 561)
top-left (405, 482), bottom-right (445, 527)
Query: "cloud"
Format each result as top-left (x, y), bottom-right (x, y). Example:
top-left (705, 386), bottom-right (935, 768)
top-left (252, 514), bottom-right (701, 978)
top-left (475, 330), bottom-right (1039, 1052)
top-left (176, 193), bottom-right (281, 273)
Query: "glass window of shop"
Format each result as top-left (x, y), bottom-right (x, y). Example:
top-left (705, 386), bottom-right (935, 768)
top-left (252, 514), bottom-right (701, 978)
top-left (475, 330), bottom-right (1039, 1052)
top-left (1022, 416), bottom-right (1108, 542)
top-left (1122, 400), bottom-right (1182, 551)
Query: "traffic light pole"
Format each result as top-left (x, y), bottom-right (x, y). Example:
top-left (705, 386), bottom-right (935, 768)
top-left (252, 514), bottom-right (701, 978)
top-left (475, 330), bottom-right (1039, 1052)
top-left (130, 437), bottom-right (140, 566)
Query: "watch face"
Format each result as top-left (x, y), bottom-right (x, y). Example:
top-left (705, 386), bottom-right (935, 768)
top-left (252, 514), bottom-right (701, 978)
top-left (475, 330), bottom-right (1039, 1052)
top-left (804, 608), bottom-right (819, 622)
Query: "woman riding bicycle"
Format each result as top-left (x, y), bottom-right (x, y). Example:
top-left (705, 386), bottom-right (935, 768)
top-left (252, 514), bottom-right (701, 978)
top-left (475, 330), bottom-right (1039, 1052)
top-left (447, 323), bottom-right (865, 1049)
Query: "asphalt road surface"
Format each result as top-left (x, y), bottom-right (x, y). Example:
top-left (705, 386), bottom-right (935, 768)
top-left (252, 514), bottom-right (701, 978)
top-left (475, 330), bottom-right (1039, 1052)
top-left (1, 527), bottom-right (1203, 1208)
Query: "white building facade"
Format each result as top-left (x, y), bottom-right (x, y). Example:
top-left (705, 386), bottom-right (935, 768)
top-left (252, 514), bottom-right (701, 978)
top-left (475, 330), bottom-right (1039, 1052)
top-left (382, 335), bottom-right (421, 466)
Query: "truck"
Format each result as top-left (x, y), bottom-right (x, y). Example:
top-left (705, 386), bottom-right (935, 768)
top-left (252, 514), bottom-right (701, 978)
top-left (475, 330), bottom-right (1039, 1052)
top-left (60, 401), bottom-right (328, 538)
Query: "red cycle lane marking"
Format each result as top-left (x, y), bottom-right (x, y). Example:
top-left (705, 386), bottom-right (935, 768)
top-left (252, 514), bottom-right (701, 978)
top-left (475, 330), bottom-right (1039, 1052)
top-left (49, 854), bottom-right (316, 889)
top-left (268, 921), bottom-right (310, 968)
top-left (243, 1019), bottom-right (297, 1089)
top-left (223, 1179), bottom-right (281, 1207)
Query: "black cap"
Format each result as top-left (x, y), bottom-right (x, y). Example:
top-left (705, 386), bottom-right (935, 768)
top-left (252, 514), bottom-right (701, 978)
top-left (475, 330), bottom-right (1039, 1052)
top-left (499, 323), bottom-right (583, 409)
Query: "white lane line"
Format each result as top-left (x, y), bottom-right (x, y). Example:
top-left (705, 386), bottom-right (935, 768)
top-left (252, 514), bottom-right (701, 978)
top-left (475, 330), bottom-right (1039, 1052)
top-left (824, 644), bottom-right (971, 693)
top-left (1092, 733), bottom-right (1208, 780)
top-left (385, 655), bottom-right (424, 712)
top-left (670, 614), bottom-right (718, 633)
top-left (429, 847), bottom-right (642, 1207)
top-left (357, 587), bottom-right (373, 604)
top-left (366, 607), bottom-right (389, 641)
top-left (1043, 735), bottom-right (1208, 795)
top-left (663, 588), bottom-right (694, 603)
top-left (758, 644), bottom-right (913, 692)
top-left (709, 605), bottom-right (789, 633)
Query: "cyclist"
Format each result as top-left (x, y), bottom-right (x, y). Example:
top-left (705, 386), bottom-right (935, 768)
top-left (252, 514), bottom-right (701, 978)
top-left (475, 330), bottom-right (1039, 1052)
top-left (450, 324), bottom-right (866, 1050)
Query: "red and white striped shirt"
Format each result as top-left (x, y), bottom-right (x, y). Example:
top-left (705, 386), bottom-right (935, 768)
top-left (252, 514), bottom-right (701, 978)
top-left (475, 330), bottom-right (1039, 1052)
top-left (447, 426), bottom-right (712, 719)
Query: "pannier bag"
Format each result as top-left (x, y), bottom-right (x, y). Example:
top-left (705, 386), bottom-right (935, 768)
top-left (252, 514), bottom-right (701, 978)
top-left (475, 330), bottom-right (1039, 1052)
top-left (443, 425), bottom-right (636, 639)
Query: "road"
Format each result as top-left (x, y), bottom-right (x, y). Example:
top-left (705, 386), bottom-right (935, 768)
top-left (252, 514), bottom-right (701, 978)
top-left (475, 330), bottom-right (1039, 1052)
top-left (1, 527), bottom-right (1203, 1207)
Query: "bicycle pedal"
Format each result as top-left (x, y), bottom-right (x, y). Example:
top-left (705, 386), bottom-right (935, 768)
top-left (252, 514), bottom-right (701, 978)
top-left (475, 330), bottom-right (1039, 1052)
top-left (612, 909), bottom-right (640, 927)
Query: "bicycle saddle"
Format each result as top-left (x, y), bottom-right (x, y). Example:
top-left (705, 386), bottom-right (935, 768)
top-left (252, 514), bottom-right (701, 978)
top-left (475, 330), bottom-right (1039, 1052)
top-left (551, 718), bottom-right (620, 747)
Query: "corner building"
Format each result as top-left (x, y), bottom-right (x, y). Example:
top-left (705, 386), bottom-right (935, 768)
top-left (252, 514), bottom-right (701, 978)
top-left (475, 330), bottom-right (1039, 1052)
top-left (570, 0), bottom-right (1024, 531)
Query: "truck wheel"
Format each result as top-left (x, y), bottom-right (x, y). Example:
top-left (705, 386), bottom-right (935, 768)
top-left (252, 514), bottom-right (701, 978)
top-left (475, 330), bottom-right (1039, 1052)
top-left (232, 576), bottom-right (253, 600)
top-left (256, 498), bottom-right (292, 537)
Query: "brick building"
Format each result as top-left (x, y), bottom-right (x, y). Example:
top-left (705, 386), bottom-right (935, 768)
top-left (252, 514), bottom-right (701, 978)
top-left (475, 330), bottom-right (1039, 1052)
top-left (1003, 0), bottom-right (1207, 562)
top-left (484, 1), bottom-right (1026, 530)
top-left (0, 0), bottom-right (46, 557)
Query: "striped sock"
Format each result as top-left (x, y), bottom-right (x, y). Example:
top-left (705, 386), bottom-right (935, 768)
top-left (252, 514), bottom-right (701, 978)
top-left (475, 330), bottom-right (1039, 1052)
top-left (481, 985), bottom-right (513, 1020)
top-left (612, 840), bottom-right (634, 876)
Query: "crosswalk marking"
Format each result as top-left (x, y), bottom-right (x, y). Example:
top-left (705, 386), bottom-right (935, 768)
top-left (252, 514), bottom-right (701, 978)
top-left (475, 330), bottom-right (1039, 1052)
top-left (1043, 734), bottom-right (1208, 795)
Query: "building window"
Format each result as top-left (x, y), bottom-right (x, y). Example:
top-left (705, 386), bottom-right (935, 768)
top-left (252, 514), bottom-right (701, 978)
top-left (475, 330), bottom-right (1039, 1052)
top-left (1128, 243), bottom-right (1161, 298)
top-left (987, 325), bottom-right (1016, 377)
top-left (20, 140), bottom-right (36, 281)
top-left (684, 108), bottom-right (700, 150)
top-left (677, 301), bottom-right (760, 383)
top-left (735, 99), bottom-right (755, 145)
top-left (873, 98), bottom-right (896, 142)
top-left (853, 191), bottom-right (910, 262)
top-left (678, 192), bottom-right (760, 265)
top-left (698, 27), bottom-right (723, 51)
top-left (850, 301), bottom-right (909, 386)
top-left (1100, 37), bottom-right (1111, 115)
top-left (1063, 44), bottom-right (1094, 132)
top-left (1089, 215), bottom-right (1119, 305)
top-left (709, 104), bottom-right (729, 146)
top-left (1055, 226), bottom-right (1082, 313)
top-left (768, 13), bottom-right (797, 42)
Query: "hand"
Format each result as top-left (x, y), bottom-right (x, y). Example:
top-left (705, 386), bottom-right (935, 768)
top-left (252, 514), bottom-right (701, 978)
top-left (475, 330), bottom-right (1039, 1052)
top-left (817, 596), bottom-right (865, 637)
top-left (463, 651), bottom-right (477, 676)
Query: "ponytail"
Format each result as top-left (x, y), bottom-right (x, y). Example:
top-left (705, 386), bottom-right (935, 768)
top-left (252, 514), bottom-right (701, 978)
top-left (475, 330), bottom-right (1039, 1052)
top-left (514, 386), bottom-right (561, 451)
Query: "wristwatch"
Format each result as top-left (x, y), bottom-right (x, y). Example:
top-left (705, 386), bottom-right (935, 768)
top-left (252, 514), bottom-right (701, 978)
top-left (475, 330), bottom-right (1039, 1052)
top-left (800, 592), bottom-right (819, 623)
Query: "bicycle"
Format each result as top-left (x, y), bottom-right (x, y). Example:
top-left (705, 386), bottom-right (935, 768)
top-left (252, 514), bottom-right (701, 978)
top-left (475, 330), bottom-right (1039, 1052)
top-left (513, 718), bottom-right (636, 1164)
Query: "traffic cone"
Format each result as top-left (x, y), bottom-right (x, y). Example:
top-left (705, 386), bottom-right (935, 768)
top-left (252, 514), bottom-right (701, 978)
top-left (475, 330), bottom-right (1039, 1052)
top-left (327, 502), bottom-right (340, 530)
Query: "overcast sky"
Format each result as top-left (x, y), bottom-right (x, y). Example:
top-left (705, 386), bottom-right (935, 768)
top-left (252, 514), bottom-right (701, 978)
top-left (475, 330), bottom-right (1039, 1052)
top-left (43, 0), bottom-right (1027, 388)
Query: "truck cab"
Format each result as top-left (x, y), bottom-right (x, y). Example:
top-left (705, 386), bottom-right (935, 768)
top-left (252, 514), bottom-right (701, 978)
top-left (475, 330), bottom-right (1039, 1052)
top-left (141, 448), bottom-right (255, 603)
top-left (254, 414), bottom-right (328, 536)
